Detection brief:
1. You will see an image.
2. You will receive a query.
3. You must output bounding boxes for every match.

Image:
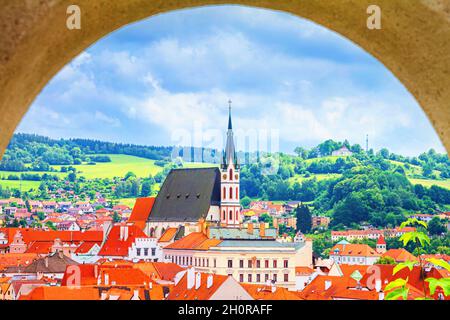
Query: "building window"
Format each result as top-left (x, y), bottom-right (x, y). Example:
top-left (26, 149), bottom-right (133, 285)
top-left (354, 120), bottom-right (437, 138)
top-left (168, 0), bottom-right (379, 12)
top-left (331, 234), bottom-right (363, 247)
top-left (214, 258), bottom-right (217, 268)
top-left (151, 248), bottom-right (156, 256)
top-left (229, 187), bottom-right (233, 199)
top-left (248, 260), bottom-right (252, 268)
top-left (136, 248), bottom-right (141, 256)
top-left (284, 260), bottom-right (288, 268)
top-left (239, 274), bottom-right (244, 282)
top-left (256, 274), bottom-right (261, 282)
top-left (284, 274), bottom-right (289, 282)
top-left (229, 168), bottom-right (233, 180)
top-left (273, 260), bottom-right (277, 268)
top-left (256, 260), bottom-right (261, 268)
top-left (265, 260), bottom-right (269, 268)
top-left (235, 211), bottom-right (239, 221)
top-left (207, 259), bottom-right (210, 267)
top-left (223, 210), bottom-right (226, 220)
top-left (229, 210), bottom-right (233, 220)
top-left (239, 260), bottom-right (244, 268)
top-left (236, 187), bottom-right (238, 199)
top-left (248, 274), bottom-right (252, 282)
top-left (273, 274), bottom-right (277, 282)
top-left (144, 248), bottom-right (149, 256)
top-left (265, 274), bottom-right (269, 282)
top-left (228, 259), bottom-right (233, 268)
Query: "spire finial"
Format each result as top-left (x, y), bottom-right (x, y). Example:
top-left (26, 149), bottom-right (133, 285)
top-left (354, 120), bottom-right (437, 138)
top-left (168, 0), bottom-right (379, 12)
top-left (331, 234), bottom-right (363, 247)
top-left (228, 99), bottom-right (232, 130)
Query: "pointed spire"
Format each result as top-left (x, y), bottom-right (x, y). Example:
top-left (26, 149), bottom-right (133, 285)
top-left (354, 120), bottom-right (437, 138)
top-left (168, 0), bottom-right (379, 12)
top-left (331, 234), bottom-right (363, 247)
top-left (228, 99), bottom-right (232, 130)
top-left (223, 99), bottom-right (238, 168)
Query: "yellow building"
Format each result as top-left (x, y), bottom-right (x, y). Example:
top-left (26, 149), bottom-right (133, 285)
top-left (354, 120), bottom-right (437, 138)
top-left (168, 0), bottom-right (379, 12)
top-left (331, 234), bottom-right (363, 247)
top-left (163, 231), bottom-right (313, 290)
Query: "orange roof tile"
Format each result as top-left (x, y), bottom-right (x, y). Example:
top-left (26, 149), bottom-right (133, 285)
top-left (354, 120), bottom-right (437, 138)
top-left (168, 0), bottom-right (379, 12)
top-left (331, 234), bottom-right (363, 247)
top-left (330, 243), bottom-right (380, 257)
top-left (159, 228), bottom-right (178, 242)
top-left (20, 286), bottom-right (100, 300)
top-left (164, 232), bottom-right (222, 251)
top-left (383, 249), bottom-right (417, 262)
top-left (242, 283), bottom-right (303, 300)
top-left (167, 272), bottom-right (229, 300)
top-left (128, 197), bottom-right (155, 231)
top-left (98, 225), bottom-right (147, 256)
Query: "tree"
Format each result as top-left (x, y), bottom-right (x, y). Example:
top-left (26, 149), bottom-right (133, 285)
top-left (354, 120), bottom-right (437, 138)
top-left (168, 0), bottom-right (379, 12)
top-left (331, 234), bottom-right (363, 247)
top-left (375, 256), bottom-right (396, 265)
top-left (113, 211), bottom-right (121, 223)
top-left (140, 180), bottom-right (152, 197)
top-left (67, 172), bottom-right (77, 182)
top-left (428, 217), bottom-right (447, 236)
top-left (296, 204), bottom-right (312, 234)
top-left (240, 196), bottom-right (251, 209)
top-left (125, 171), bottom-right (136, 180)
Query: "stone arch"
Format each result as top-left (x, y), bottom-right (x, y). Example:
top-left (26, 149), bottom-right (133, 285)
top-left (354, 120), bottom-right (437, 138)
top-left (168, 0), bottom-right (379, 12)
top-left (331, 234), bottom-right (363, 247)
top-left (0, 1), bottom-right (449, 156)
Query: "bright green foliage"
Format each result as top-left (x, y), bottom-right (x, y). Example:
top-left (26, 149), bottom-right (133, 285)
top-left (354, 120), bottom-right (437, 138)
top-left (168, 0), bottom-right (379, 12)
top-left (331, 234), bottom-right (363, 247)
top-left (385, 218), bottom-right (450, 300)
top-left (393, 260), bottom-right (416, 275)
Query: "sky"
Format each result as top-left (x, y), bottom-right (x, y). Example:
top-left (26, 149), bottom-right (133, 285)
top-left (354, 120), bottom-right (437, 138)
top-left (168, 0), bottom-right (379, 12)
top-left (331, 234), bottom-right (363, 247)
top-left (16, 5), bottom-right (446, 157)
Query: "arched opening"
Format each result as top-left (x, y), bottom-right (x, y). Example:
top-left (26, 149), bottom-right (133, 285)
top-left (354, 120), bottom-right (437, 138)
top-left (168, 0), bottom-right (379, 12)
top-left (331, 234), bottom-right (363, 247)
top-left (0, 1), bottom-right (449, 157)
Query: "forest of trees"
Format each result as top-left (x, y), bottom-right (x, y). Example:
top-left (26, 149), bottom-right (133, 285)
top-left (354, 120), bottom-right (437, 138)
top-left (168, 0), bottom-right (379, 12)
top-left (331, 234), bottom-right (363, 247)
top-left (0, 133), bottom-right (173, 171)
top-left (1, 134), bottom-right (449, 230)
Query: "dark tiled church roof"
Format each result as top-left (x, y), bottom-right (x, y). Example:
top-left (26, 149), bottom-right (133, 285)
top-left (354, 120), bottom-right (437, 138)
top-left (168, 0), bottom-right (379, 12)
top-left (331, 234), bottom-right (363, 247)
top-left (148, 167), bottom-right (221, 222)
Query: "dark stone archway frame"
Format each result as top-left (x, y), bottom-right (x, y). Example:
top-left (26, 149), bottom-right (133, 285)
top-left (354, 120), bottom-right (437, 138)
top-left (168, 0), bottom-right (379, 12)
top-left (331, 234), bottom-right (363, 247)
top-left (0, 0), bottom-right (449, 157)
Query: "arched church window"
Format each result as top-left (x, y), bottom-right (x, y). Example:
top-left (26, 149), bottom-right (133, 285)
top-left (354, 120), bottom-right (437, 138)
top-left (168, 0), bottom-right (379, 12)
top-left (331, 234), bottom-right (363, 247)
top-left (229, 210), bottom-right (233, 220)
top-left (229, 168), bottom-right (233, 180)
top-left (223, 210), bottom-right (226, 220)
top-left (223, 187), bottom-right (226, 199)
top-left (229, 187), bottom-right (233, 199)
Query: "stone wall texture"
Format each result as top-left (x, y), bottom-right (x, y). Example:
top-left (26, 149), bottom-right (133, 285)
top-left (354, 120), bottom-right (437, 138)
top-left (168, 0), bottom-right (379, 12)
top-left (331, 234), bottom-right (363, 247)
top-left (0, 0), bottom-right (449, 156)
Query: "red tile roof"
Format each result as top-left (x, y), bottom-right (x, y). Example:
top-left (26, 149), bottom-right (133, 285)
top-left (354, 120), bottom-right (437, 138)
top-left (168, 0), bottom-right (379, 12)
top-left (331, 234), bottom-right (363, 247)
top-left (330, 243), bottom-right (380, 257)
top-left (164, 232), bottom-right (222, 250)
top-left (159, 228), bottom-right (178, 242)
top-left (383, 249), bottom-right (417, 262)
top-left (98, 225), bottom-right (147, 256)
top-left (75, 241), bottom-right (101, 254)
top-left (242, 283), bottom-right (303, 300)
top-left (167, 272), bottom-right (229, 300)
top-left (20, 286), bottom-right (100, 300)
top-left (377, 235), bottom-right (386, 245)
top-left (128, 197), bottom-right (155, 231)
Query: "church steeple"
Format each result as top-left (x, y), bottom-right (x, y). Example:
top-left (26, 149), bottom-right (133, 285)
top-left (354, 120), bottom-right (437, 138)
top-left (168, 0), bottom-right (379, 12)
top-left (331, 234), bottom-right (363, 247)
top-left (228, 100), bottom-right (232, 130)
top-left (223, 100), bottom-right (238, 168)
top-left (220, 100), bottom-right (241, 228)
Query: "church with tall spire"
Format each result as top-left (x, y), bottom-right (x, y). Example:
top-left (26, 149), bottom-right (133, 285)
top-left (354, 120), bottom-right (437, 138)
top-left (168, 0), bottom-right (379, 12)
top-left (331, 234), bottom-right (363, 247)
top-left (220, 100), bottom-right (241, 228)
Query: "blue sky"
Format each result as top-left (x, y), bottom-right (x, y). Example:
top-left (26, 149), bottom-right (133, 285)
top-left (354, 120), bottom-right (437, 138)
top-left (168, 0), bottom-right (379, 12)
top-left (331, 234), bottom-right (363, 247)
top-left (17, 5), bottom-right (446, 156)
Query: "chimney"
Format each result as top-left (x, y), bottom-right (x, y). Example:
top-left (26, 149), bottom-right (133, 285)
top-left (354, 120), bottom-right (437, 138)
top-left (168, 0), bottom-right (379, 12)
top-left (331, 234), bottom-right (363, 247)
top-left (104, 273), bottom-right (109, 286)
top-left (259, 223), bottom-right (265, 238)
top-left (325, 280), bottom-right (332, 290)
top-left (131, 289), bottom-right (140, 300)
top-left (247, 223), bottom-right (254, 235)
top-left (195, 272), bottom-right (201, 290)
top-left (103, 220), bottom-right (112, 242)
top-left (187, 267), bottom-right (195, 290)
top-left (123, 226), bottom-right (129, 241)
top-left (206, 274), bottom-right (213, 289)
